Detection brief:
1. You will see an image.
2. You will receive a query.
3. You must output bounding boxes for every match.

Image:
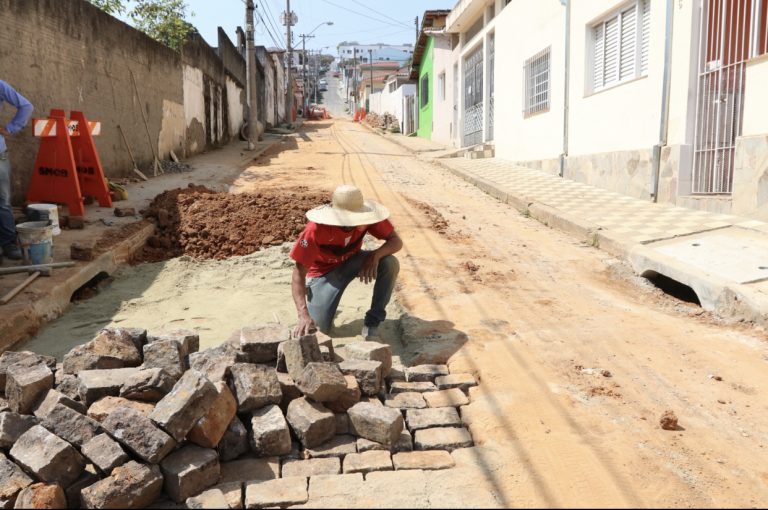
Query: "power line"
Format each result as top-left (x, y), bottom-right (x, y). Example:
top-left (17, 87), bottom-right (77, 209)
top-left (257, 9), bottom-right (284, 49)
top-left (317, 0), bottom-right (413, 29)
top-left (257, 1), bottom-right (285, 49)
top-left (350, 0), bottom-right (412, 29)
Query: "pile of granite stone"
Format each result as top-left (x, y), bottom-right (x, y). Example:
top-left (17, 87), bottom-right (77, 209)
top-left (0, 324), bottom-right (478, 509)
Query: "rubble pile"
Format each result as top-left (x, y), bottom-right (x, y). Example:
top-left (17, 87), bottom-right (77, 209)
top-left (0, 325), bottom-right (477, 508)
top-left (363, 112), bottom-right (400, 133)
top-left (159, 160), bottom-right (192, 174)
top-left (139, 185), bottom-right (329, 262)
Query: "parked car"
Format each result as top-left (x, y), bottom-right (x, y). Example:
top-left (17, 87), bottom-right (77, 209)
top-left (332, 71), bottom-right (340, 78)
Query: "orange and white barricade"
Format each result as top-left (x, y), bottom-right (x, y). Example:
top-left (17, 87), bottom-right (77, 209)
top-left (27, 109), bottom-right (112, 217)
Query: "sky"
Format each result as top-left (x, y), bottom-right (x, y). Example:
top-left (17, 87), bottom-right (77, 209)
top-left (177, 0), bottom-right (456, 54)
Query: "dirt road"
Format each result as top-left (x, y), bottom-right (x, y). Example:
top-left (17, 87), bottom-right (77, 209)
top-left (231, 118), bottom-right (768, 507)
top-left (21, 115), bottom-right (768, 506)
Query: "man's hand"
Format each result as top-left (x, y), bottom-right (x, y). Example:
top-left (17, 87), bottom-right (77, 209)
top-left (294, 311), bottom-right (317, 338)
top-left (0, 126), bottom-right (10, 137)
top-left (358, 251), bottom-right (380, 284)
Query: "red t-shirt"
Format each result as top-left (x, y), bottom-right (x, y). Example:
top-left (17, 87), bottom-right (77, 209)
top-left (290, 220), bottom-right (394, 277)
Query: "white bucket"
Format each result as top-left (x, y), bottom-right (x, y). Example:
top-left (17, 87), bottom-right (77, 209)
top-left (17, 221), bottom-right (54, 266)
top-left (27, 203), bottom-right (61, 235)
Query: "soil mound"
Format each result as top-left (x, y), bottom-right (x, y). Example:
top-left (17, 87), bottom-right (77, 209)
top-left (137, 185), bottom-right (328, 262)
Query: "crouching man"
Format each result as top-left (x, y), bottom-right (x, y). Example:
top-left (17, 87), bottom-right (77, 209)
top-left (290, 185), bottom-right (402, 339)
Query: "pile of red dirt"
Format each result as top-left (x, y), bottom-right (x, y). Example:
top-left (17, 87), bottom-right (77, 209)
top-left (135, 184), bottom-right (329, 262)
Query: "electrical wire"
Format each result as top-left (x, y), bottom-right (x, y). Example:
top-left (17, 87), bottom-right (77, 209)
top-left (317, 0), bottom-right (413, 29)
top-left (257, 1), bottom-right (285, 49)
top-left (350, 0), bottom-right (411, 29)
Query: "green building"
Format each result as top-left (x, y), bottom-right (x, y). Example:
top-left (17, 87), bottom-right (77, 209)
top-left (416, 37), bottom-right (434, 139)
top-left (410, 10), bottom-right (450, 139)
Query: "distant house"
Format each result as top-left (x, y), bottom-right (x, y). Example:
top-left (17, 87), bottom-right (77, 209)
top-left (337, 43), bottom-right (414, 65)
top-left (368, 66), bottom-right (416, 133)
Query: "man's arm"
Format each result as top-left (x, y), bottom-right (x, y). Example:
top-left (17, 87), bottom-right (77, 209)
top-left (291, 262), bottom-right (316, 337)
top-left (359, 230), bottom-right (403, 284)
top-left (0, 82), bottom-right (33, 137)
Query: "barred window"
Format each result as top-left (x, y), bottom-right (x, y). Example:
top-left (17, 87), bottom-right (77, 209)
top-left (524, 47), bottom-right (550, 117)
top-left (420, 74), bottom-right (429, 108)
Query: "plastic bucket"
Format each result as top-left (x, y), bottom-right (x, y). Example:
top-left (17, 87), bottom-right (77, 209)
top-left (16, 221), bottom-right (54, 265)
top-left (27, 204), bottom-right (61, 235)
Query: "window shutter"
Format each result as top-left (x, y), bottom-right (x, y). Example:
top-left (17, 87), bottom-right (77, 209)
top-left (640, 0), bottom-right (650, 75)
top-left (593, 23), bottom-right (605, 90)
top-left (603, 17), bottom-right (620, 86)
top-left (620, 6), bottom-right (637, 80)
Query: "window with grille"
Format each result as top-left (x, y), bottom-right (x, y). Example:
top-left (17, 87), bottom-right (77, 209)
top-left (590, 0), bottom-right (650, 93)
top-left (524, 47), bottom-right (550, 117)
top-left (420, 74), bottom-right (429, 108)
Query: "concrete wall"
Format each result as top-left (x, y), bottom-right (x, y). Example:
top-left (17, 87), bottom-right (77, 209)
top-left (271, 53), bottom-right (287, 124)
top-left (431, 35), bottom-right (457, 147)
top-left (742, 56), bottom-right (768, 138)
top-left (0, 0), bottom-right (184, 204)
top-left (0, 0), bottom-right (256, 206)
top-left (181, 34), bottom-right (228, 151)
top-left (494, 0), bottom-right (565, 162)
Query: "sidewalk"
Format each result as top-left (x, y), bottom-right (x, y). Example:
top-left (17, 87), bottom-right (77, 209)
top-left (382, 132), bottom-right (768, 326)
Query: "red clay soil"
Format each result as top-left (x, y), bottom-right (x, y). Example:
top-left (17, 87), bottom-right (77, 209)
top-left (135, 184), bottom-right (328, 262)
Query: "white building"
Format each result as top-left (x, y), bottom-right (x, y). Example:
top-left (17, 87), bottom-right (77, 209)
top-left (369, 71), bottom-right (417, 133)
top-left (441, 0), bottom-right (768, 220)
top-left (337, 43), bottom-right (414, 64)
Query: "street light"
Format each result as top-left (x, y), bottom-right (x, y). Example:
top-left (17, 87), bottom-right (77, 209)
top-left (308, 21), bottom-right (333, 36)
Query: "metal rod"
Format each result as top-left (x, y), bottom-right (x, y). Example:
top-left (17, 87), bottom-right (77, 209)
top-left (0, 262), bottom-right (75, 276)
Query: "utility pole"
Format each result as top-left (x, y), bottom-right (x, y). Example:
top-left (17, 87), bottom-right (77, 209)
top-left (352, 48), bottom-right (357, 110)
top-left (314, 51), bottom-right (319, 105)
top-left (415, 16), bottom-right (419, 43)
top-left (299, 34), bottom-right (314, 114)
top-left (284, 0), bottom-right (294, 125)
top-left (245, 0), bottom-right (259, 148)
top-left (367, 49), bottom-right (373, 113)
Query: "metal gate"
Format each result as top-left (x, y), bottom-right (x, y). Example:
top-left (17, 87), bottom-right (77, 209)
top-left (488, 34), bottom-right (495, 141)
top-left (463, 45), bottom-right (484, 147)
top-left (692, 0), bottom-right (755, 194)
top-left (404, 94), bottom-right (417, 135)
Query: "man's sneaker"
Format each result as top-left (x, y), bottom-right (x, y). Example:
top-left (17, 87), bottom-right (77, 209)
top-left (361, 324), bottom-right (380, 339)
top-left (2, 244), bottom-right (21, 261)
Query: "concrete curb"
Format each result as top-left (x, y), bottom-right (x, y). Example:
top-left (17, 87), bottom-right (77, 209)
top-left (1, 221), bottom-right (155, 351)
top-left (429, 159), bottom-right (768, 327)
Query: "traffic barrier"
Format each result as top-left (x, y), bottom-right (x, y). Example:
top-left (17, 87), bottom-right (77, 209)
top-left (27, 109), bottom-right (112, 217)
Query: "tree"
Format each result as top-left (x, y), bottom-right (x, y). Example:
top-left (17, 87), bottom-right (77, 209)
top-left (88, 0), bottom-right (125, 14)
top-left (87, 0), bottom-right (194, 50)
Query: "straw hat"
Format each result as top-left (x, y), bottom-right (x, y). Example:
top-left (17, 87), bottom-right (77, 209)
top-left (306, 185), bottom-right (389, 226)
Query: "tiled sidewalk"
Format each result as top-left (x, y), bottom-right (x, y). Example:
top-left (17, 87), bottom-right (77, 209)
top-left (437, 157), bottom-right (768, 246)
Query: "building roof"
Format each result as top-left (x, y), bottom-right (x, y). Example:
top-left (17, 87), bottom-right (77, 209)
top-left (410, 10), bottom-right (450, 80)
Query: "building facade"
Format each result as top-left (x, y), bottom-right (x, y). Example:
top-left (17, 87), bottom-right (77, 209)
top-left (337, 43), bottom-right (415, 64)
top-left (428, 0), bottom-right (768, 220)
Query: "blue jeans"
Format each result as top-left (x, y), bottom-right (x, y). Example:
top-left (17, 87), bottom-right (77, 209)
top-left (0, 152), bottom-right (15, 247)
top-left (307, 251), bottom-right (400, 334)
